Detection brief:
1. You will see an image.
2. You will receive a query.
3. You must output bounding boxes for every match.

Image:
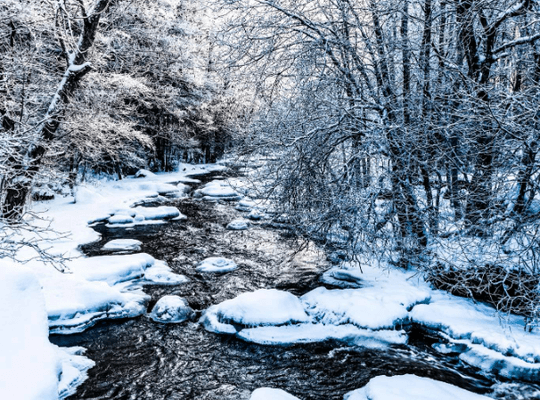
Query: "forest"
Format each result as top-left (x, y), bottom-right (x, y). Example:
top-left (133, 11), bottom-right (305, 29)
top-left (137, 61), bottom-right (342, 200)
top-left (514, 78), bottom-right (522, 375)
top-left (2, 0), bottom-right (540, 399)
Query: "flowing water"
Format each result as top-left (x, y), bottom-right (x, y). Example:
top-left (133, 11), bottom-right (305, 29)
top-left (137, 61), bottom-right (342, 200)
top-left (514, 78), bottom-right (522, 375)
top-left (51, 171), bottom-right (540, 400)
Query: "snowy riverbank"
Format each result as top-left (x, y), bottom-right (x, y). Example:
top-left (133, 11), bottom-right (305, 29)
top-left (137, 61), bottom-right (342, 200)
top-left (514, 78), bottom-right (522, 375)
top-left (2, 161), bottom-right (540, 399)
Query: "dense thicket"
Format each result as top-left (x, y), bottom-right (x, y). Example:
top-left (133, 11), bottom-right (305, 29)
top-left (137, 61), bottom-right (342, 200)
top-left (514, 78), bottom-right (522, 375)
top-left (213, 0), bottom-right (540, 321)
top-left (0, 0), bottom-right (244, 219)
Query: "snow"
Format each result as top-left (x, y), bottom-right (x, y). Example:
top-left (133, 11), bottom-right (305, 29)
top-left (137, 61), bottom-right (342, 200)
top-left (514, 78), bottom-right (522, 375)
top-left (150, 295), bottom-right (194, 323)
top-left (0, 264), bottom-right (93, 399)
top-left (201, 289), bottom-right (309, 330)
top-left (227, 219), bottom-right (250, 230)
top-left (66, 253), bottom-right (155, 284)
top-left (343, 374), bottom-right (491, 400)
top-left (196, 256), bottom-right (238, 273)
top-left (238, 323), bottom-right (407, 347)
top-left (301, 285), bottom-right (429, 330)
top-left (132, 206), bottom-right (185, 220)
top-left (194, 180), bottom-right (243, 200)
top-left (250, 388), bottom-right (300, 400)
top-left (144, 260), bottom-right (188, 285)
top-left (102, 238), bottom-right (142, 251)
top-left (135, 169), bottom-right (156, 178)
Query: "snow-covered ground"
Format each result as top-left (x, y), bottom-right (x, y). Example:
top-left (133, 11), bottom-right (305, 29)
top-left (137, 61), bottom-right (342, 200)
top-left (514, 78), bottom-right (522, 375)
top-left (0, 163), bottom-right (224, 399)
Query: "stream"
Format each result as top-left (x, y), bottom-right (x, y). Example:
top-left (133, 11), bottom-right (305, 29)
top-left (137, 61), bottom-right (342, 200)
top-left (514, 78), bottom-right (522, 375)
top-left (51, 170), bottom-right (540, 400)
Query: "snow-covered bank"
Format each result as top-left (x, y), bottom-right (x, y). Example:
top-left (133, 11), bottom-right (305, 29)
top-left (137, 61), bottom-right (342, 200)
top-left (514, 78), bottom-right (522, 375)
top-left (1, 163), bottom-right (225, 398)
top-left (0, 265), bottom-right (94, 399)
top-left (202, 260), bottom-right (540, 381)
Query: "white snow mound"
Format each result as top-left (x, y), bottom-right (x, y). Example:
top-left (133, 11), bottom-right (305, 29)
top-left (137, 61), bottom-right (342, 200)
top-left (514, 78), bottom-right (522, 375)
top-left (250, 388), bottom-right (301, 400)
top-left (102, 239), bottom-right (142, 251)
top-left (150, 295), bottom-right (194, 323)
top-left (343, 374), bottom-right (491, 400)
top-left (196, 257), bottom-right (238, 273)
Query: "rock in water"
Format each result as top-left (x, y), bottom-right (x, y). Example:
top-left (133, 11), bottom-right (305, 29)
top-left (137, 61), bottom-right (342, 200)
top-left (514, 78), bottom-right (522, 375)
top-left (150, 295), bottom-right (194, 323)
top-left (227, 219), bottom-right (249, 231)
top-left (196, 257), bottom-right (238, 273)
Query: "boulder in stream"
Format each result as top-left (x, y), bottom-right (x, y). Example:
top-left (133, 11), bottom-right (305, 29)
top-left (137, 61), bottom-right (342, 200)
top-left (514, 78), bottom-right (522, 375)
top-left (150, 295), bottom-right (194, 323)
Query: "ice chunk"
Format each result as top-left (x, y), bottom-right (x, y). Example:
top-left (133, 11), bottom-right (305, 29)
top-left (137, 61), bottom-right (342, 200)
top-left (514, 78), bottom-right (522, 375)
top-left (343, 374), bottom-right (491, 400)
top-left (102, 239), bottom-right (142, 251)
top-left (133, 206), bottom-right (185, 221)
top-left (56, 346), bottom-right (95, 399)
top-left (250, 388), bottom-right (300, 400)
top-left (227, 219), bottom-right (250, 230)
top-left (144, 261), bottom-right (188, 285)
top-left (196, 257), bottom-right (238, 273)
top-left (67, 253), bottom-right (155, 285)
top-left (150, 295), bottom-right (194, 323)
top-left (238, 323), bottom-right (407, 347)
top-left (247, 209), bottom-right (265, 220)
top-left (201, 289), bottom-right (309, 331)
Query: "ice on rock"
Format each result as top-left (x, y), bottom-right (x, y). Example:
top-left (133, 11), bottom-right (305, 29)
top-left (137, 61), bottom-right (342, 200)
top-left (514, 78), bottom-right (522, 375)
top-left (150, 295), bottom-right (194, 323)
top-left (196, 257), bottom-right (238, 273)
top-left (201, 289), bottom-right (309, 333)
top-left (144, 260), bottom-right (188, 285)
top-left (43, 273), bottom-right (149, 334)
top-left (67, 253), bottom-right (155, 285)
top-left (133, 206), bottom-right (185, 221)
top-left (57, 346), bottom-right (95, 399)
top-left (343, 374), bottom-right (491, 400)
top-left (236, 199), bottom-right (256, 212)
top-left (410, 290), bottom-right (540, 377)
top-left (250, 388), bottom-right (301, 400)
top-left (227, 219), bottom-right (250, 230)
top-left (102, 239), bottom-right (142, 251)
top-left (247, 209), bottom-right (265, 220)
top-left (108, 214), bottom-right (135, 225)
top-left (238, 323), bottom-right (407, 347)
top-left (195, 180), bottom-right (242, 200)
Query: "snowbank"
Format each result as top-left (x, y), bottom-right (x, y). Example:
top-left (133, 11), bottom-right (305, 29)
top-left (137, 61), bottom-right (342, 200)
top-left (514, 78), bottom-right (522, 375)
top-left (343, 374), bottom-right (491, 400)
top-left (0, 264), bottom-right (93, 399)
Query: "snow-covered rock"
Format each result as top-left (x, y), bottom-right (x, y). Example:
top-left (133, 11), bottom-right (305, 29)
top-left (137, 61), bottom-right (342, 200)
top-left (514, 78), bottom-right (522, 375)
top-left (343, 374), bottom-right (491, 400)
top-left (247, 209), bottom-right (265, 220)
top-left (0, 264), bottom-right (93, 399)
top-left (108, 214), bottom-right (135, 225)
top-left (134, 169), bottom-right (156, 178)
top-left (236, 199), bottom-right (256, 212)
top-left (201, 289), bottom-right (309, 334)
top-left (67, 253), bottom-right (155, 285)
top-left (150, 295), bottom-right (194, 323)
top-left (194, 180), bottom-right (242, 201)
top-left (196, 257), bottom-right (238, 273)
top-left (250, 388), bottom-right (300, 400)
top-left (102, 239), bottom-right (142, 251)
top-left (133, 206), bottom-right (185, 221)
top-left (144, 261), bottom-right (188, 285)
top-left (227, 219), bottom-right (250, 230)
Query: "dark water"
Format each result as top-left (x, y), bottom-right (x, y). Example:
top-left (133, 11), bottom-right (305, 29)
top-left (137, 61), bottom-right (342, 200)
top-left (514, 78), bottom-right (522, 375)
top-left (51, 171), bottom-right (540, 400)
